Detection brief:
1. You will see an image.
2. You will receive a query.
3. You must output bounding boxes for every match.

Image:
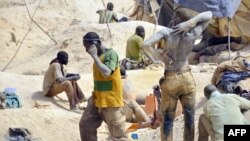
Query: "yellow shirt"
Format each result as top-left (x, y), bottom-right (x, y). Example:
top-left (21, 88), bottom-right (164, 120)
top-left (126, 34), bottom-right (144, 62)
top-left (92, 49), bottom-right (124, 108)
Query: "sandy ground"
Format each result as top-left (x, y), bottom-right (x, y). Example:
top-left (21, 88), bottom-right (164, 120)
top-left (1, 0), bottom-right (250, 141)
top-left (2, 67), bottom-right (240, 141)
top-left (0, 69), bottom-right (215, 141)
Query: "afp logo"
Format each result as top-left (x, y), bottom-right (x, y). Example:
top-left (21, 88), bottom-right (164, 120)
top-left (224, 125), bottom-right (250, 141)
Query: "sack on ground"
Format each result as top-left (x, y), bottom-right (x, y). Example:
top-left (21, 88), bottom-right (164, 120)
top-left (119, 58), bottom-right (153, 70)
top-left (2, 88), bottom-right (22, 109)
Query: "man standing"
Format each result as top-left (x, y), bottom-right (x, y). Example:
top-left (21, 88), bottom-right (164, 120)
top-left (42, 51), bottom-right (86, 113)
top-left (126, 26), bottom-right (145, 62)
top-left (80, 32), bottom-right (127, 141)
top-left (96, 2), bottom-right (118, 24)
top-left (198, 84), bottom-right (250, 141)
top-left (129, 0), bottom-right (155, 23)
top-left (142, 11), bottom-right (212, 141)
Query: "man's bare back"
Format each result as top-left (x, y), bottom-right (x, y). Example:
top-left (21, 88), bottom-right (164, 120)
top-left (141, 11), bottom-right (212, 140)
top-left (122, 78), bottom-right (136, 102)
top-left (142, 11), bottom-right (212, 71)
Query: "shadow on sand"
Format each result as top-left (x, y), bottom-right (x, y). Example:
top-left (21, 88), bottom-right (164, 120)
top-left (31, 91), bottom-right (70, 111)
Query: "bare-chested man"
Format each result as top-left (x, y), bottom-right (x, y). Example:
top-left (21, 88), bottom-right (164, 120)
top-left (120, 66), bottom-right (148, 123)
top-left (142, 11), bottom-right (212, 141)
top-left (120, 66), bottom-right (160, 130)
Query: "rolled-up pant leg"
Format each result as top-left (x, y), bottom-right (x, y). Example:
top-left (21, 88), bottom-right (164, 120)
top-left (102, 107), bottom-right (128, 141)
top-left (71, 80), bottom-right (86, 103)
top-left (79, 98), bottom-right (102, 141)
top-left (46, 80), bottom-right (75, 109)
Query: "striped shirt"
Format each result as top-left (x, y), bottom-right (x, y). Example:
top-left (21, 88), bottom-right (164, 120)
top-left (97, 9), bottom-right (118, 24)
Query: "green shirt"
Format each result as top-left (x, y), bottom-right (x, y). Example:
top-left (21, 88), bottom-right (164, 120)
top-left (103, 48), bottom-right (119, 71)
top-left (97, 9), bottom-right (118, 24)
top-left (203, 92), bottom-right (250, 140)
top-left (126, 34), bottom-right (144, 62)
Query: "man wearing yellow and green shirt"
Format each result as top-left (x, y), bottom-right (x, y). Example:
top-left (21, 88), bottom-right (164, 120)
top-left (198, 84), bottom-right (250, 141)
top-left (126, 26), bottom-right (145, 62)
top-left (80, 32), bottom-right (127, 141)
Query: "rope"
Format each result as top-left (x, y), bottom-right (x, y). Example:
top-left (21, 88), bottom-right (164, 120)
top-left (150, 0), bottom-right (158, 25)
top-left (228, 18), bottom-right (231, 60)
top-left (153, 0), bottom-right (164, 34)
top-left (24, 0), bottom-right (57, 44)
top-left (2, 0), bottom-right (42, 72)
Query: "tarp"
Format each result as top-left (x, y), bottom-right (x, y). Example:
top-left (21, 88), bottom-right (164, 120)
top-left (174, 0), bottom-right (241, 18)
top-left (141, 0), bottom-right (250, 39)
top-left (211, 0), bottom-right (250, 37)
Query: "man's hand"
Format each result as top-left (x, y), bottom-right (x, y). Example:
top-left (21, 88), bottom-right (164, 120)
top-left (56, 74), bottom-right (80, 82)
top-left (66, 73), bottom-right (80, 78)
top-left (66, 73), bottom-right (80, 81)
top-left (87, 45), bottom-right (98, 57)
top-left (171, 21), bottom-right (193, 35)
top-left (67, 75), bottom-right (80, 81)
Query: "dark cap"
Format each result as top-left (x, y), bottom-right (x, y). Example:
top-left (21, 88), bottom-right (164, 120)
top-left (83, 32), bottom-right (100, 42)
top-left (204, 84), bottom-right (218, 99)
top-left (107, 2), bottom-right (114, 11)
top-left (57, 51), bottom-right (68, 60)
top-left (57, 51), bottom-right (68, 65)
top-left (135, 26), bottom-right (145, 38)
top-left (136, 26), bottom-right (145, 34)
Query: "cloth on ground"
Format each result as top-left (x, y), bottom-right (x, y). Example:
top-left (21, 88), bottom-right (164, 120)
top-left (212, 56), bottom-right (250, 86)
top-left (220, 71), bottom-right (250, 84)
top-left (218, 71), bottom-right (250, 94)
top-left (240, 90), bottom-right (250, 100)
top-left (216, 71), bottom-right (250, 101)
top-left (8, 127), bottom-right (40, 141)
top-left (2, 88), bottom-right (22, 109)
